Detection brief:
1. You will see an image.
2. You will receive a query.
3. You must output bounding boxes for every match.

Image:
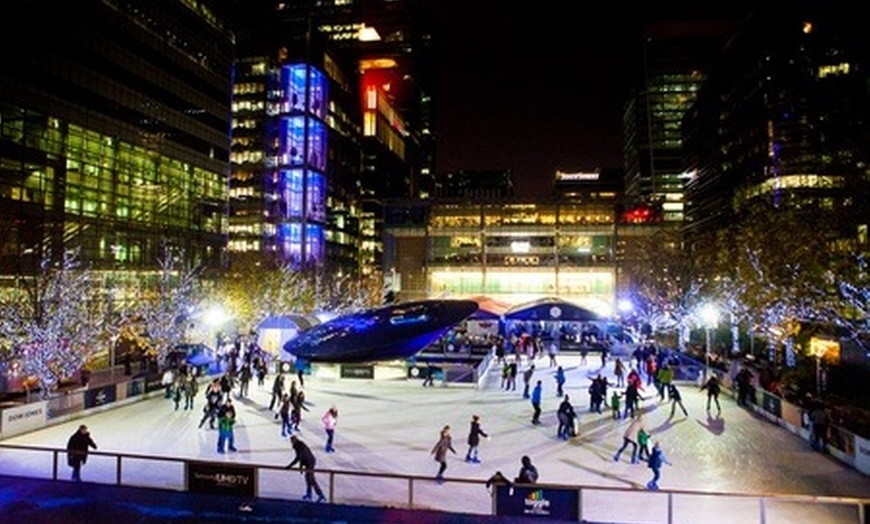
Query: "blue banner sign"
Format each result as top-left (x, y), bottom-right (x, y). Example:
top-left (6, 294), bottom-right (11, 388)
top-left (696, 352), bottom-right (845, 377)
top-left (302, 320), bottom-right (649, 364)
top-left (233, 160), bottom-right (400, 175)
top-left (84, 386), bottom-right (116, 409)
top-left (495, 485), bottom-right (578, 520)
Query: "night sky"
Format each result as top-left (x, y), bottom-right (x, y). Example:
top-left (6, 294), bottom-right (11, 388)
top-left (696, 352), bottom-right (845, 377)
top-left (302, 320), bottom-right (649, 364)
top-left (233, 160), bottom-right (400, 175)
top-left (429, 5), bottom-right (641, 197)
top-left (428, 2), bottom-right (755, 197)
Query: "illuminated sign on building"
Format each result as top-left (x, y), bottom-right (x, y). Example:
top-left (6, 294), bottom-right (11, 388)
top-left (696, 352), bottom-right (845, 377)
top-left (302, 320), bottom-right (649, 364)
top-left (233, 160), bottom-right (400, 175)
top-left (556, 171), bottom-right (600, 181)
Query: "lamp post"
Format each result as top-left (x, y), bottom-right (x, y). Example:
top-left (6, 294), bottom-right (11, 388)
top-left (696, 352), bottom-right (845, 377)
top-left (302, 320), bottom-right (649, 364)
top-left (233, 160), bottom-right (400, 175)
top-left (809, 337), bottom-right (837, 398)
top-left (700, 304), bottom-right (719, 381)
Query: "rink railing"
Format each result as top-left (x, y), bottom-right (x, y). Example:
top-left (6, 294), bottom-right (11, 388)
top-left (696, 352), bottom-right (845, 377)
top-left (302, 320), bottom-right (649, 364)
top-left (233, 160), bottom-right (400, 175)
top-left (0, 443), bottom-right (866, 524)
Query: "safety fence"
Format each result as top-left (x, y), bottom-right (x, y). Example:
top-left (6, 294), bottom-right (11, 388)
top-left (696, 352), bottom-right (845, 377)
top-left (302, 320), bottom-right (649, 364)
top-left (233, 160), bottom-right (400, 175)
top-left (0, 443), bottom-right (866, 524)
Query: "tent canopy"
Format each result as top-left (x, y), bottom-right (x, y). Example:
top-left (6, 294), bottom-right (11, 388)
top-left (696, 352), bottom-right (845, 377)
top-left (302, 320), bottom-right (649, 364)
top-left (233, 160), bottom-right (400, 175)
top-left (257, 314), bottom-right (318, 331)
top-left (466, 295), bottom-right (511, 320)
top-left (504, 297), bottom-right (602, 322)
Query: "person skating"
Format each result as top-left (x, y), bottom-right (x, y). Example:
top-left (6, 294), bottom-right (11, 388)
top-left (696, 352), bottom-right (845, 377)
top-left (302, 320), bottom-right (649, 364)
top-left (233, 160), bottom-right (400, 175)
top-left (285, 435), bottom-right (325, 502)
top-left (701, 375), bottom-right (722, 413)
top-left (279, 392), bottom-right (293, 437)
top-left (554, 366), bottom-right (566, 398)
top-left (66, 424), bottom-right (97, 482)
top-left (530, 380), bottom-right (543, 425)
top-left (735, 367), bottom-right (753, 406)
top-left (321, 405), bottom-right (338, 453)
top-left (646, 441), bottom-right (672, 490)
top-left (465, 415), bottom-right (489, 463)
top-left (810, 402), bottom-right (831, 452)
top-left (291, 388), bottom-right (309, 431)
top-left (556, 395), bottom-right (577, 440)
top-left (613, 415), bottom-right (644, 464)
top-left (198, 379), bottom-right (223, 429)
top-left (217, 398), bottom-right (238, 453)
top-left (430, 425), bottom-right (456, 483)
top-left (269, 372), bottom-right (285, 411)
top-left (522, 364), bottom-right (535, 399)
top-left (637, 426), bottom-right (651, 462)
top-left (667, 384), bottom-right (689, 418)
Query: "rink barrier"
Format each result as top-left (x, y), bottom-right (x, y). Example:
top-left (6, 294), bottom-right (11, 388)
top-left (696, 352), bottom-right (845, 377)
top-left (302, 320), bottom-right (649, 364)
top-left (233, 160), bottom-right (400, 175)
top-left (0, 443), bottom-right (866, 524)
top-left (2, 362), bottom-right (869, 477)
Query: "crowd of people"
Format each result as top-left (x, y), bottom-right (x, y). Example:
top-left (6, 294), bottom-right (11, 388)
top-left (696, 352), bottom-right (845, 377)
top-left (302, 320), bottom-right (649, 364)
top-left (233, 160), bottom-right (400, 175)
top-left (64, 334), bottom-right (823, 500)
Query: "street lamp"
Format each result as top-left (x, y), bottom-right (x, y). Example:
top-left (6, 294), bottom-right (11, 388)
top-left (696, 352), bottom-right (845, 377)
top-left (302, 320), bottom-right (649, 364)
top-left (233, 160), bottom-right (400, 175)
top-left (204, 305), bottom-right (229, 347)
top-left (700, 303), bottom-right (719, 380)
top-left (809, 337), bottom-right (837, 397)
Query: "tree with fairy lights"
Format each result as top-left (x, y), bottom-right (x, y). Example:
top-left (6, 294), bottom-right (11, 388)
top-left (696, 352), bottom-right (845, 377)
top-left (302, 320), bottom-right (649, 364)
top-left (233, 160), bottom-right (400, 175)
top-left (134, 246), bottom-right (202, 367)
top-left (0, 248), bottom-right (110, 397)
top-left (209, 260), bottom-right (314, 334)
top-left (621, 225), bottom-right (704, 349)
top-left (728, 202), bottom-right (836, 366)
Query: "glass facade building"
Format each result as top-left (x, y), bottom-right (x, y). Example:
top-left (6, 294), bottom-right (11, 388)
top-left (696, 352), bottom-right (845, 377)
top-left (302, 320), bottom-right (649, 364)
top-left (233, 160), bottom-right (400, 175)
top-left (622, 16), bottom-right (741, 223)
top-left (0, 0), bottom-right (233, 277)
top-left (384, 199), bottom-right (621, 317)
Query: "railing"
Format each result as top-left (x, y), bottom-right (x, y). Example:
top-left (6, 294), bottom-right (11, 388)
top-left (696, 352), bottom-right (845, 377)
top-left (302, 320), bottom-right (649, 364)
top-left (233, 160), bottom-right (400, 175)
top-left (0, 443), bottom-right (865, 524)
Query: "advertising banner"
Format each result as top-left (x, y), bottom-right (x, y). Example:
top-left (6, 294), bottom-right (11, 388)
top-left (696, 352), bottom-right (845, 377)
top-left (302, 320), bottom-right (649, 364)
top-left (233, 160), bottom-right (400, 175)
top-left (828, 425), bottom-right (856, 459)
top-left (779, 400), bottom-right (803, 432)
top-left (340, 364), bottom-right (374, 379)
top-left (187, 462), bottom-right (257, 497)
top-left (855, 434), bottom-right (870, 476)
top-left (143, 373), bottom-right (164, 394)
top-left (1, 400), bottom-right (48, 437)
top-left (495, 485), bottom-right (579, 521)
top-left (761, 391), bottom-right (782, 419)
top-left (84, 385), bottom-right (116, 409)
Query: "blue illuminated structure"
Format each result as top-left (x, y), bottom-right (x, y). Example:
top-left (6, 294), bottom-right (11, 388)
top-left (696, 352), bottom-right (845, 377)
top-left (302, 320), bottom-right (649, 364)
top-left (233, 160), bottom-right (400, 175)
top-left (283, 300), bottom-right (479, 363)
top-left (267, 63), bottom-right (328, 267)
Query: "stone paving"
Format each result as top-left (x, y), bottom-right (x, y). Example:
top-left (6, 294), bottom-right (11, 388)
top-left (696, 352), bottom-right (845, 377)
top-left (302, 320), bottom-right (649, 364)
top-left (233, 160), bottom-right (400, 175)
top-left (1, 353), bottom-right (868, 523)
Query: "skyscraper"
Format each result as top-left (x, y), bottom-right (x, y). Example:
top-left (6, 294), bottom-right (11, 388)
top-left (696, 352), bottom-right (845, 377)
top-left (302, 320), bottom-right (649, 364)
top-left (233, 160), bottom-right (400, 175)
top-left (621, 10), bottom-right (743, 223)
top-left (228, 0), bottom-right (433, 276)
top-left (0, 0), bottom-right (233, 280)
top-left (683, 1), bottom-right (869, 265)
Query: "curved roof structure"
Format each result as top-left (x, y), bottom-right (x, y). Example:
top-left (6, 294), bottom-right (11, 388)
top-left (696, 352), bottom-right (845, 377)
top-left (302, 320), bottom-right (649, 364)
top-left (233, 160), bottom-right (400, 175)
top-left (283, 299), bottom-right (479, 363)
top-left (504, 297), bottom-right (602, 322)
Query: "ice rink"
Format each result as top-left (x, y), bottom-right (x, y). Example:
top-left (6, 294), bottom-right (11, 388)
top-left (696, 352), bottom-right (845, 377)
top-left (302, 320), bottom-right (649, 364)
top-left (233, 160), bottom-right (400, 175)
top-left (1, 353), bottom-right (868, 523)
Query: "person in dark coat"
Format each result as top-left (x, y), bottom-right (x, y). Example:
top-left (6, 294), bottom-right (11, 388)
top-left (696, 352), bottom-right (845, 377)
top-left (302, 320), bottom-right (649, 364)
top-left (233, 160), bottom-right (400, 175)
top-left (557, 395), bottom-right (578, 440)
top-left (285, 435), bottom-right (325, 502)
top-left (700, 375), bottom-right (722, 412)
top-left (430, 424), bottom-right (457, 483)
top-left (66, 424), bottom-right (97, 481)
top-left (667, 384), bottom-right (689, 418)
top-left (465, 415), bottom-right (489, 463)
top-left (515, 455), bottom-right (539, 484)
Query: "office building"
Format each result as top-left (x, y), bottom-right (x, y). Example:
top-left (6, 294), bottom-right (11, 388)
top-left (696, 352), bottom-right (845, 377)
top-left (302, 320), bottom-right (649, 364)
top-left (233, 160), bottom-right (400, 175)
top-left (683, 2), bottom-right (869, 267)
top-left (0, 0), bottom-right (233, 283)
top-left (230, 15), bottom-right (364, 274)
top-left (434, 169), bottom-right (515, 199)
top-left (384, 190), bottom-right (632, 316)
top-left (621, 11), bottom-right (742, 223)
top-left (229, 0), bottom-right (432, 276)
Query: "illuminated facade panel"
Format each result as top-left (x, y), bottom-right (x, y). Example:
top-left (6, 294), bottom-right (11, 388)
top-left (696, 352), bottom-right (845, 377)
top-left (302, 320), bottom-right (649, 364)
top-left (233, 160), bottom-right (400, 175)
top-left (267, 63), bottom-right (330, 268)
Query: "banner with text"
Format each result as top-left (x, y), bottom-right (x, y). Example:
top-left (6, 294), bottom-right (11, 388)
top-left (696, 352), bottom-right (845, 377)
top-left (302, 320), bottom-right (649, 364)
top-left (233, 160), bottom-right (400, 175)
top-left (187, 461), bottom-right (257, 497)
top-left (1, 401), bottom-right (48, 437)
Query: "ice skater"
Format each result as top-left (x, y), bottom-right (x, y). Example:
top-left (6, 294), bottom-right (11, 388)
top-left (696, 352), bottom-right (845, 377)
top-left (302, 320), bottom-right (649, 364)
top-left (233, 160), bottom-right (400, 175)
top-left (646, 441), bottom-right (672, 490)
top-left (465, 415), bottom-right (489, 463)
